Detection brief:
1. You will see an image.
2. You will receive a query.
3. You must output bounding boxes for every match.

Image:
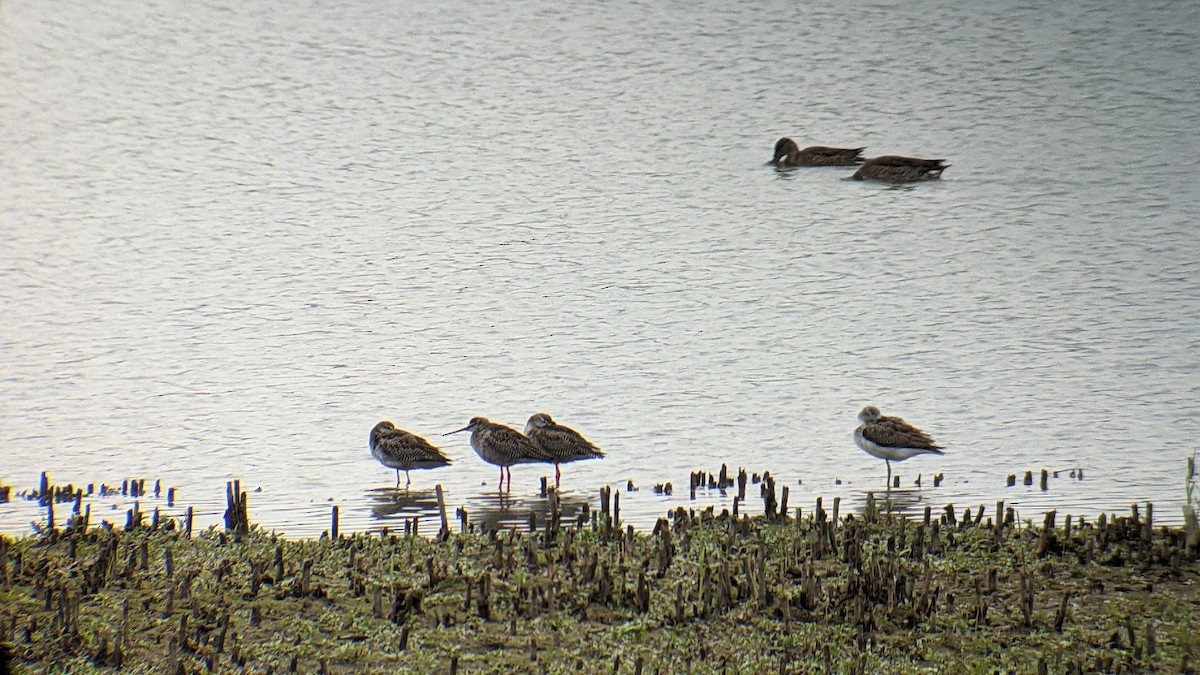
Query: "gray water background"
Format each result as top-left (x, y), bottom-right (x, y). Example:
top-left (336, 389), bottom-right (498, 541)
top-left (2, 0), bottom-right (1199, 536)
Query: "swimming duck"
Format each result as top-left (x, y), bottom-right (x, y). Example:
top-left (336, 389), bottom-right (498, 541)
top-left (851, 155), bottom-right (949, 182)
top-left (770, 137), bottom-right (866, 167)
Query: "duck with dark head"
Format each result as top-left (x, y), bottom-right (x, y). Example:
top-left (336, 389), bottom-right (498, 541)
top-left (770, 137), bottom-right (866, 167)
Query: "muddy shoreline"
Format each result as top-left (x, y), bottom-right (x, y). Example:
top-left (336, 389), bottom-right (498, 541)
top-left (2, 483), bottom-right (1199, 673)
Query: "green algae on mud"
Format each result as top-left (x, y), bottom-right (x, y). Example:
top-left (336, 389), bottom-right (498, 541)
top-left (2, 494), bottom-right (1199, 673)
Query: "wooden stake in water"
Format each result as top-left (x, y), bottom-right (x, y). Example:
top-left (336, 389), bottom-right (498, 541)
top-left (436, 485), bottom-right (449, 538)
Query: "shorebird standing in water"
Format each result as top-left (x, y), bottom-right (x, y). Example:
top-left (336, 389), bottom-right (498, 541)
top-left (524, 412), bottom-right (605, 487)
top-left (445, 417), bottom-right (550, 491)
top-left (369, 421), bottom-right (452, 488)
top-left (853, 406), bottom-right (944, 488)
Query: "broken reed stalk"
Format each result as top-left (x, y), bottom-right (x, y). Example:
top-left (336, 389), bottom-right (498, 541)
top-left (224, 480), bottom-right (250, 537)
top-left (1054, 592), bottom-right (1070, 632)
top-left (613, 491), bottom-right (621, 532)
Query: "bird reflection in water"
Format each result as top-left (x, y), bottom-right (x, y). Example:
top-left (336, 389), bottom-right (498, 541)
top-left (365, 486), bottom-right (441, 526)
top-left (859, 486), bottom-right (934, 521)
top-left (461, 488), bottom-right (594, 534)
top-left (362, 485), bottom-right (595, 536)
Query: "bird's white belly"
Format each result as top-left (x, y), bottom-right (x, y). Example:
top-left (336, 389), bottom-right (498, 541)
top-left (854, 429), bottom-right (934, 462)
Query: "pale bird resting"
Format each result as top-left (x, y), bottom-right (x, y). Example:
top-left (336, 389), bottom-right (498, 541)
top-left (445, 417), bottom-right (550, 491)
top-left (524, 412), bottom-right (605, 487)
top-left (369, 421), bottom-right (452, 488)
top-left (853, 405), bottom-right (944, 488)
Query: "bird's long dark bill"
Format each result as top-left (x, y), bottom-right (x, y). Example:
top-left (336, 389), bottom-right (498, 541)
top-left (444, 426), bottom-right (469, 436)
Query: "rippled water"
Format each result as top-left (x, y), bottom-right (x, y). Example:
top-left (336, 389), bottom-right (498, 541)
top-left (2, 0), bottom-right (1198, 537)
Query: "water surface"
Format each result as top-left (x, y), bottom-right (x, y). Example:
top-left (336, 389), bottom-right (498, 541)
top-left (2, 0), bottom-right (1198, 535)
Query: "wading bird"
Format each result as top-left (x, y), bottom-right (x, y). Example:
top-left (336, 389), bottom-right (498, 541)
top-left (853, 405), bottom-right (944, 488)
top-left (369, 421), bottom-right (452, 488)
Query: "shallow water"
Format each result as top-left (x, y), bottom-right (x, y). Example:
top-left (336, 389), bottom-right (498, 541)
top-left (2, 0), bottom-right (1198, 536)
